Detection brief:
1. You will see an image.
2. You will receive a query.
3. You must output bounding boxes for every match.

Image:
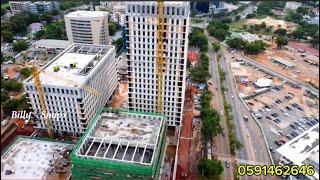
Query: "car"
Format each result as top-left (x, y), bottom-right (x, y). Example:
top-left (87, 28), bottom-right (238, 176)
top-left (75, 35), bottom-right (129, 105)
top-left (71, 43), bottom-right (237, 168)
top-left (284, 112), bottom-right (290, 117)
top-left (285, 134), bottom-right (292, 140)
top-left (222, 131), bottom-right (225, 137)
top-left (269, 147), bottom-right (276, 153)
top-left (225, 160), bottom-right (230, 168)
top-left (290, 132), bottom-right (297, 137)
top-left (266, 116), bottom-right (272, 120)
top-left (285, 106), bottom-right (292, 111)
top-left (280, 108), bottom-right (286, 113)
top-left (271, 113), bottom-right (277, 117)
top-left (231, 95), bottom-right (234, 99)
top-left (290, 124), bottom-right (297, 129)
top-left (274, 141), bottom-right (281, 146)
top-left (243, 116), bottom-right (248, 121)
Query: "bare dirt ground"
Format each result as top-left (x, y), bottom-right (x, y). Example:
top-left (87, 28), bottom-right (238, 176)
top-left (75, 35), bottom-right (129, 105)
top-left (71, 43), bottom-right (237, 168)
top-left (110, 81), bottom-right (128, 108)
top-left (248, 41), bottom-right (319, 88)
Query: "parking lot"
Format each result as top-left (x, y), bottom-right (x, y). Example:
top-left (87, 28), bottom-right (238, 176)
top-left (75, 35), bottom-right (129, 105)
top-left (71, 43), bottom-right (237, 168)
top-left (244, 83), bottom-right (319, 163)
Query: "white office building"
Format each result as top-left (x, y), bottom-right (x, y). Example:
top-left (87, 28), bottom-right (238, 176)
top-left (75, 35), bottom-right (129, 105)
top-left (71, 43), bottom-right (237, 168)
top-left (125, 2), bottom-right (190, 127)
top-left (64, 11), bottom-right (110, 45)
top-left (23, 44), bottom-right (118, 136)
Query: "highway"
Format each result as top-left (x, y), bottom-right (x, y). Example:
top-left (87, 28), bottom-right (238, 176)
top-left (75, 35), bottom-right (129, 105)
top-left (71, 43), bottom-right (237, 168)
top-left (205, 30), bottom-right (273, 179)
top-left (220, 46), bottom-right (273, 180)
top-left (206, 33), bottom-right (233, 180)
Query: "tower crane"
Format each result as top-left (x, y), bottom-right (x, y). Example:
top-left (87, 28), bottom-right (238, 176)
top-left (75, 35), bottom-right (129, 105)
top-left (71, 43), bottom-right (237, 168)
top-left (156, 0), bottom-right (165, 113)
top-left (27, 63), bottom-right (54, 138)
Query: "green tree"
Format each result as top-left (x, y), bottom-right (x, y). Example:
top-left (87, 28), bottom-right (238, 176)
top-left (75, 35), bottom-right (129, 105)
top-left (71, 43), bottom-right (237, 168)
top-left (235, 15), bottom-right (241, 21)
top-left (113, 37), bottom-right (125, 49)
top-left (244, 40), bottom-right (267, 54)
top-left (2, 99), bottom-right (20, 116)
top-left (20, 68), bottom-right (32, 78)
top-left (43, 21), bottom-right (66, 40)
top-left (1, 30), bottom-right (14, 42)
top-left (1, 90), bottom-right (9, 102)
top-left (291, 27), bottom-right (305, 40)
top-left (212, 42), bottom-right (221, 52)
top-left (274, 28), bottom-right (287, 36)
top-left (198, 158), bottom-right (224, 179)
top-left (40, 12), bottom-right (53, 23)
top-left (260, 22), bottom-right (267, 29)
top-left (276, 36), bottom-right (288, 49)
top-left (285, 11), bottom-right (303, 24)
top-left (189, 66), bottom-right (211, 83)
top-left (226, 38), bottom-right (246, 49)
top-left (2, 80), bottom-right (23, 91)
top-left (201, 108), bottom-right (223, 141)
top-left (109, 22), bottom-right (117, 36)
top-left (34, 30), bottom-right (45, 39)
top-left (310, 34), bottom-right (319, 48)
top-left (13, 40), bottom-right (28, 52)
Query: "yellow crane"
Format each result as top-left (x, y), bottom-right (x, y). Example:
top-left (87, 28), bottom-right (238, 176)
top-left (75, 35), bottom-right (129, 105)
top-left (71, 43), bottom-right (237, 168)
top-left (28, 64), bottom-right (54, 138)
top-left (156, 0), bottom-right (165, 113)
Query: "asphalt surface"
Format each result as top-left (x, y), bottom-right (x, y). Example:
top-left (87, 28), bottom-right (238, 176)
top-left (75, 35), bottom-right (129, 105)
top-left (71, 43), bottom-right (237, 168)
top-left (205, 30), bottom-right (274, 179)
top-left (206, 33), bottom-right (233, 180)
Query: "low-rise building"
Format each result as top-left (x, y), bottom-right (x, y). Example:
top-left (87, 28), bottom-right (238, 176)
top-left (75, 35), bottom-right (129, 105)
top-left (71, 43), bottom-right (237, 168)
top-left (284, 1), bottom-right (302, 11)
top-left (271, 56), bottom-right (296, 68)
top-left (277, 124), bottom-right (319, 180)
top-left (187, 51), bottom-right (199, 67)
top-left (71, 108), bottom-right (167, 179)
top-left (28, 23), bottom-right (43, 35)
top-left (1, 137), bottom-right (73, 179)
top-left (33, 39), bottom-right (70, 54)
top-left (9, 1), bottom-right (59, 14)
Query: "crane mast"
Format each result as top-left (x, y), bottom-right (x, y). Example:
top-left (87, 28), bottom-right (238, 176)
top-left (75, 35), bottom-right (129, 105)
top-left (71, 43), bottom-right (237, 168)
top-left (156, 0), bottom-right (165, 113)
top-left (31, 66), bottom-right (53, 137)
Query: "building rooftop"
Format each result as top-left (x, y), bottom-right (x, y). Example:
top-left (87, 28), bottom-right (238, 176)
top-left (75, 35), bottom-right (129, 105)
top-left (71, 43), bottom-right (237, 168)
top-left (1, 137), bottom-right (73, 180)
top-left (277, 124), bottom-right (319, 179)
top-left (65, 10), bottom-right (108, 18)
top-left (287, 41), bottom-right (319, 57)
top-left (33, 39), bottom-right (70, 49)
top-left (74, 109), bottom-right (165, 166)
top-left (25, 44), bottom-right (113, 87)
top-left (271, 56), bottom-right (296, 68)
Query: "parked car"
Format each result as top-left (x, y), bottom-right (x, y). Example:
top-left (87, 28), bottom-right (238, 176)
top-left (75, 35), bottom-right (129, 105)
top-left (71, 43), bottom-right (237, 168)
top-left (243, 116), bottom-right (248, 121)
top-left (269, 147), bottom-right (276, 153)
top-left (225, 160), bottom-right (230, 168)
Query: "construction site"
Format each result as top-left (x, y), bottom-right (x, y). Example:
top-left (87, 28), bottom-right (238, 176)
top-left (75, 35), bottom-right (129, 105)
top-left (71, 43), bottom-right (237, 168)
top-left (71, 108), bottom-right (167, 180)
top-left (1, 137), bottom-right (73, 180)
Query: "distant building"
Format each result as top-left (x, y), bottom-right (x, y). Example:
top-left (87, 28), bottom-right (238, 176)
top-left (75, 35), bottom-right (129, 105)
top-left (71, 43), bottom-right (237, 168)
top-left (209, 0), bottom-right (228, 14)
top-left (271, 56), bottom-right (296, 68)
top-left (33, 39), bottom-right (70, 54)
top-left (64, 11), bottom-right (110, 45)
top-left (28, 23), bottom-right (43, 35)
top-left (230, 32), bottom-right (262, 43)
top-left (285, 41), bottom-right (319, 58)
top-left (112, 12), bottom-right (125, 26)
top-left (254, 78), bottom-right (273, 88)
top-left (9, 1), bottom-right (59, 14)
top-left (284, 2), bottom-right (302, 11)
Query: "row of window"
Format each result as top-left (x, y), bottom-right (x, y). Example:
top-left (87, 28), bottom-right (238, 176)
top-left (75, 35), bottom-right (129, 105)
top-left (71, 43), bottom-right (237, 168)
top-left (127, 4), bottom-right (187, 17)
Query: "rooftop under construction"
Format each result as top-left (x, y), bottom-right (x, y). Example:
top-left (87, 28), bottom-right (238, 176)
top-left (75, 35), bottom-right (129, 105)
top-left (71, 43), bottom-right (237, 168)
top-left (1, 137), bottom-right (73, 180)
top-left (71, 108), bottom-right (167, 179)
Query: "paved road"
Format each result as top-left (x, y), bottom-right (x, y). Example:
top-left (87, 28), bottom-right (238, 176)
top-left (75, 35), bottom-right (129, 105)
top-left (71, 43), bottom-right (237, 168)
top-left (206, 31), bottom-right (233, 180)
top-left (220, 46), bottom-right (274, 180)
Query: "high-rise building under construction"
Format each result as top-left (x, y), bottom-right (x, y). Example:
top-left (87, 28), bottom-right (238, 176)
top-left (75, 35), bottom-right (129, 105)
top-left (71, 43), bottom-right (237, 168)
top-left (125, 2), bottom-right (190, 127)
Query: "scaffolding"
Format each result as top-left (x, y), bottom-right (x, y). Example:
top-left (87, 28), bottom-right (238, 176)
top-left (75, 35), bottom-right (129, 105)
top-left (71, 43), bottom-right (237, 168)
top-left (71, 108), bottom-right (167, 180)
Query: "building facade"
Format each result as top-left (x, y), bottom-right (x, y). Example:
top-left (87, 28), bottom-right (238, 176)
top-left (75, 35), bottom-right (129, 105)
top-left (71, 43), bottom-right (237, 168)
top-left (9, 1), bottom-right (59, 14)
top-left (23, 44), bottom-right (118, 136)
top-left (125, 2), bottom-right (190, 127)
top-left (64, 11), bottom-right (110, 45)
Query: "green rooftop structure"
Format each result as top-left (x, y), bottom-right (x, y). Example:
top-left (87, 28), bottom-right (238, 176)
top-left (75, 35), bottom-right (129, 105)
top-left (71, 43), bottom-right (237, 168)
top-left (71, 108), bottom-right (167, 180)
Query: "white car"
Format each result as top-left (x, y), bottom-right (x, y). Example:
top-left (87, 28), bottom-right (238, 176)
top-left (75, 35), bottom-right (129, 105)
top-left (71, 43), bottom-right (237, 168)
top-left (231, 95), bottom-right (234, 99)
top-left (284, 112), bottom-right (290, 117)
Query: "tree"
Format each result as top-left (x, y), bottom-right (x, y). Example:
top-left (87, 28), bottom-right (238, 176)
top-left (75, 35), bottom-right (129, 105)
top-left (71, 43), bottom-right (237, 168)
top-left (108, 22), bottom-right (117, 36)
top-left (201, 108), bottom-right (222, 141)
top-left (34, 30), bottom-right (45, 39)
top-left (291, 27), bottom-right (305, 40)
top-left (285, 11), bottom-right (303, 24)
top-left (235, 15), bottom-right (241, 21)
top-left (43, 21), bottom-right (67, 40)
top-left (13, 40), bottom-right (28, 52)
top-left (1, 90), bottom-right (9, 102)
top-left (274, 28), bottom-right (287, 36)
top-left (40, 12), bottom-right (53, 23)
top-left (244, 40), bottom-right (267, 54)
top-left (198, 158), bottom-right (224, 179)
top-left (2, 99), bottom-right (20, 116)
top-left (226, 38), bottom-right (246, 49)
top-left (189, 28), bottom-right (208, 52)
top-left (189, 66), bottom-right (211, 83)
top-left (212, 42), bottom-right (221, 52)
top-left (2, 80), bottom-right (23, 91)
top-left (113, 37), bottom-right (125, 49)
top-left (276, 36), bottom-right (288, 49)
top-left (310, 34), bottom-right (319, 48)
top-left (20, 68), bottom-right (32, 78)
top-left (1, 30), bottom-right (14, 42)
top-left (260, 22), bottom-right (267, 29)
